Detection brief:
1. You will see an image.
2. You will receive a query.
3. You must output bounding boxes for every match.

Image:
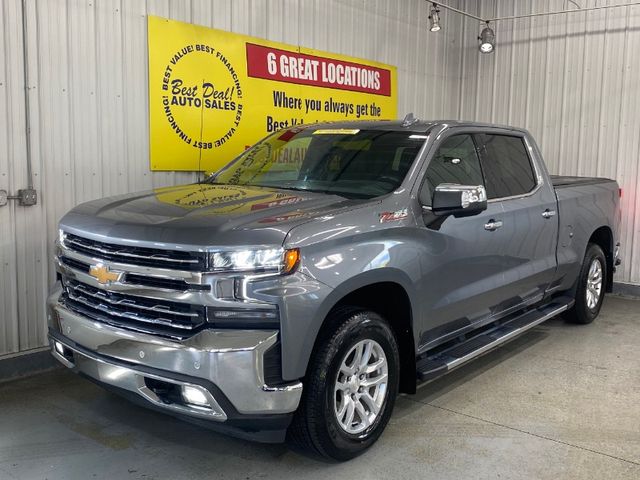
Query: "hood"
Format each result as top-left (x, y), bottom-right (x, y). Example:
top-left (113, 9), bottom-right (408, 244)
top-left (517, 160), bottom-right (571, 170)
top-left (59, 183), bottom-right (354, 249)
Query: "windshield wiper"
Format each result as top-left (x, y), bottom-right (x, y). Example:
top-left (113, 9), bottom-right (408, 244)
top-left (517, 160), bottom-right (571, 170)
top-left (252, 184), bottom-right (313, 192)
top-left (255, 184), bottom-right (353, 198)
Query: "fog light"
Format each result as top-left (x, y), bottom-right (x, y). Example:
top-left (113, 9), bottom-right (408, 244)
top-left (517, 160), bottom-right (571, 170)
top-left (54, 341), bottom-right (65, 356)
top-left (181, 385), bottom-right (210, 408)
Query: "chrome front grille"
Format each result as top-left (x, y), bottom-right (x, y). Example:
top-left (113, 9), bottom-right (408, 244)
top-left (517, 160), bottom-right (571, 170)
top-left (61, 278), bottom-right (206, 337)
top-left (57, 255), bottom-right (209, 292)
top-left (55, 232), bottom-right (212, 335)
top-left (63, 233), bottom-right (207, 272)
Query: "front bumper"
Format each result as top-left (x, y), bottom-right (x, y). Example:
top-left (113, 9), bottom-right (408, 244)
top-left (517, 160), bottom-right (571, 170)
top-left (47, 284), bottom-right (302, 439)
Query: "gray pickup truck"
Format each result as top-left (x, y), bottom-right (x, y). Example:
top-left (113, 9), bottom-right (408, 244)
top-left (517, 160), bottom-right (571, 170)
top-left (48, 119), bottom-right (621, 460)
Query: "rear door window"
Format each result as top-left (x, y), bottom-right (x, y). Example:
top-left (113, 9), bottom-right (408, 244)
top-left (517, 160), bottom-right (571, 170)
top-left (475, 134), bottom-right (537, 199)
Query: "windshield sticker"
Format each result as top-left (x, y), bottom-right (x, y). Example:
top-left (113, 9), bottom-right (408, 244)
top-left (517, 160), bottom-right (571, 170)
top-left (277, 127), bottom-right (307, 141)
top-left (379, 208), bottom-right (408, 223)
top-left (312, 129), bottom-right (360, 135)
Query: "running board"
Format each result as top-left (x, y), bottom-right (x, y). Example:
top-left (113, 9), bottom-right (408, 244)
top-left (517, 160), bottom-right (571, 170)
top-left (416, 297), bottom-right (574, 383)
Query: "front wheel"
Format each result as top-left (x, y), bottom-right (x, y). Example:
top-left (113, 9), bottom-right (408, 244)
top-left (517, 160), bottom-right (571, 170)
top-left (566, 243), bottom-right (607, 324)
top-left (287, 308), bottom-right (400, 461)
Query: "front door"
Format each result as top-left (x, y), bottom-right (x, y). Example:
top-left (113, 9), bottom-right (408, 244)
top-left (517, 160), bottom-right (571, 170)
top-left (415, 133), bottom-right (512, 349)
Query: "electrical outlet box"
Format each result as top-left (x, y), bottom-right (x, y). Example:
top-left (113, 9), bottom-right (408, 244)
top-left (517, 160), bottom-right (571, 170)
top-left (18, 189), bottom-right (37, 206)
top-left (0, 188), bottom-right (38, 207)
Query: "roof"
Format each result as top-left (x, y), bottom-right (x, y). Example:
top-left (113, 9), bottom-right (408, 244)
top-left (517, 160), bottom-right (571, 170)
top-left (300, 119), bottom-right (530, 134)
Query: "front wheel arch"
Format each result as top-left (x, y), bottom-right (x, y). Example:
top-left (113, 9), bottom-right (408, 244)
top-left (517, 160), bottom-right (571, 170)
top-left (309, 277), bottom-right (416, 394)
top-left (287, 309), bottom-right (400, 460)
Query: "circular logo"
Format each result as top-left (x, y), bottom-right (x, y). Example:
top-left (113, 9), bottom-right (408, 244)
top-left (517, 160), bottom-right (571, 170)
top-left (171, 185), bottom-right (249, 208)
top-left (161, 43), bottom-right (244, 151)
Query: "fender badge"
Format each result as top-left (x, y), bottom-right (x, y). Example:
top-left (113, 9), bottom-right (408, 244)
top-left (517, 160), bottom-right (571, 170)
top-left (379, 208), bottom-right (408, 223)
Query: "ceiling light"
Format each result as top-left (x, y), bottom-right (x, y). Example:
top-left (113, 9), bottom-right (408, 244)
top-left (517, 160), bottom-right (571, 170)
top-left (479, 23), bottom-right (495, 53)
top-left (429, 3), bottom-right (441, 32)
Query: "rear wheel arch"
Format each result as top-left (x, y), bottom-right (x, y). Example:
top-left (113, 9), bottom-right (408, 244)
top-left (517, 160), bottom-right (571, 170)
top-left (587, 226), bottom-right (614, 292)
top-left (566, 242), bottom-right (607, 324)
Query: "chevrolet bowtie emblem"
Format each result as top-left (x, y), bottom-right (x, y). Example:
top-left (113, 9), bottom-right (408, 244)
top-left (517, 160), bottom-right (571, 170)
top-left (89, 264), bottom-right (123, 285)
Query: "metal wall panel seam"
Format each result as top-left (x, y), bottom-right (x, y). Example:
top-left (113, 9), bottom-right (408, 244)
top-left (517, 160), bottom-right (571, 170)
top-left (615, 5), bottom-right (638, 282)
top-left (0, 0), bottom-right (21, 355)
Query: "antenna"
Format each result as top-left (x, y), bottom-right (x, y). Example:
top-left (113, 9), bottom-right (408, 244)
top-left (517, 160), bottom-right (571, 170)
top-left (402, 112), bottom-right (419, 127)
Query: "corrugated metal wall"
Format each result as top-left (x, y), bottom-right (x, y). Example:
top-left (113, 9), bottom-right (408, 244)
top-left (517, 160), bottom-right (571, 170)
top-left (0, 0), bottom-right (466, 356)
top-left (3, 0), bottom-right (638, 358)
top-left (460, 0), bottom-right (640, 285)
top-left (0, 0), bottom-right (25, 356)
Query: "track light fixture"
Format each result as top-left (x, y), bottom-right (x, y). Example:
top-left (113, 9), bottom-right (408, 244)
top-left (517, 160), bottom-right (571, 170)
top-left (429, 0), bottom-right (640, 55)
top-left (479, 23), bottom-right (495, 54)
top-left (428, 3), bottom-right (441, 32)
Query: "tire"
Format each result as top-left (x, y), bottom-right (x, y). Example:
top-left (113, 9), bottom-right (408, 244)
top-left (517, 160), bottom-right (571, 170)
top-left (566, 243), bottom-right (607, 324)
top-left (287, 308), bottom-right (400, 461)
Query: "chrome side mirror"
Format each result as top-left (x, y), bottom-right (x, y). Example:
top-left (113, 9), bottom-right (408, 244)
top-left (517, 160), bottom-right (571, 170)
top-left (431, 184), bottom-right (487, 217)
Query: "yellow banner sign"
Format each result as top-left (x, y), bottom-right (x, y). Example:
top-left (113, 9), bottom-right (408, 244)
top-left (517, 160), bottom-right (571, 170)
top-left (148, 16), bottom-right (398, 171)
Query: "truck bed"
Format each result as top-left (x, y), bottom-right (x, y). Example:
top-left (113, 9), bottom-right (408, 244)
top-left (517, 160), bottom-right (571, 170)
top-left (551, 174), bottom-right (620, 295)
top-left (551, 175), bottom-right (616, 188)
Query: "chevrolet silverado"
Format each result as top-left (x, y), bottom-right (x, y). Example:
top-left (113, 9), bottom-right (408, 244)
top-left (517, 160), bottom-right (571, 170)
top-left (48, 119), bottom-right (621, 460)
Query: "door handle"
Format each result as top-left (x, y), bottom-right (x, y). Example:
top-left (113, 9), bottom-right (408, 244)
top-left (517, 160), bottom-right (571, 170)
top-left (484, 219), bottom-right (503, 231)
top-left (542, 209), bottom-right (556, 219)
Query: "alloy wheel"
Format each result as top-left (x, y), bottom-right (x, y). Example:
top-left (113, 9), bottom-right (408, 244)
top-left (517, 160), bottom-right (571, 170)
top-left (333, 339), bottom-right (388, 435)
top-left (586, 258), bottom-right (603, 310)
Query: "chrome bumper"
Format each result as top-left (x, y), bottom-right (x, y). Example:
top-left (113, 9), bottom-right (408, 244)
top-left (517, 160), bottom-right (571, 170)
top-left (47, 285), bottom-right (302, 422)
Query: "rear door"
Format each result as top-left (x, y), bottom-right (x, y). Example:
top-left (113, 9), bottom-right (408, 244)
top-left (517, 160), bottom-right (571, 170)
top-left (474, 132), bottom-right (558, 310)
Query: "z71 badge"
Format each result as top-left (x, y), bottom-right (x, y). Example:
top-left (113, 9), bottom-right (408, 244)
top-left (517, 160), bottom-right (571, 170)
top-left (379, 208), bottom-right (408, 223)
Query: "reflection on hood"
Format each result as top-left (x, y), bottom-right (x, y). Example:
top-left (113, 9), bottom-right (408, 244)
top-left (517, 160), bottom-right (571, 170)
top-left (154, 183), bottom-right (304, 215)
top-left (60, 183), bottom-right (355, 248)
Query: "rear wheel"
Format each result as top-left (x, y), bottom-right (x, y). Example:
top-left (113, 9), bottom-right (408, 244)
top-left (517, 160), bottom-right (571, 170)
top-left (287, 308), bottom-right (399, 461)
top-left (566, 243), bottom-right (607, 324)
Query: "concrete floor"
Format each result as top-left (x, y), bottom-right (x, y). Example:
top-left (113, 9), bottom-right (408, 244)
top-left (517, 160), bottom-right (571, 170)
top-left (1, 296), bottom-right (639, 480)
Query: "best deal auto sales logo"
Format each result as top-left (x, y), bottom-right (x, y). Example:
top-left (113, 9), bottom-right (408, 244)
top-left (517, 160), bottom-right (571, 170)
top-left (161, 43), bottom-right (244, 150)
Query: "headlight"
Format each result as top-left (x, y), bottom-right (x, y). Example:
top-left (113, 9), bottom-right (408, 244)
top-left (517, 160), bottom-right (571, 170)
top-left (208, 248), bottom-right (299, 274)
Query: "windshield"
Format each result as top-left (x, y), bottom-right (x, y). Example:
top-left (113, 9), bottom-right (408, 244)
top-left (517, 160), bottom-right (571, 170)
top-left (205, 128), bottom-right (425, 199)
